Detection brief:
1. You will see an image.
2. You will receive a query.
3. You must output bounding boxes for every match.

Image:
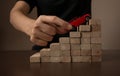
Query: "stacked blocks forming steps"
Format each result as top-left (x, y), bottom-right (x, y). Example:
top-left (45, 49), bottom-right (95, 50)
top-left (30, 19), bottom-right (102, 63)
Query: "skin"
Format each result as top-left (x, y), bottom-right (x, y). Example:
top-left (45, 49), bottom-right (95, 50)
top-left (10, 1), bottom-right (72, 46)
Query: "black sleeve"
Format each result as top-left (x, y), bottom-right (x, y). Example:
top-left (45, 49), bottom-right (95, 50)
top-left (17, 0), bottom-right (36, 13)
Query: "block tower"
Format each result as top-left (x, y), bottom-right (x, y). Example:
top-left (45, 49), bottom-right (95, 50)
top-left (30, 19), bottom-right (102, 63)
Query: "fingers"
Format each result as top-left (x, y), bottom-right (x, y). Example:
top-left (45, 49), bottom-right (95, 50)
top-left (31, 21), bottom-right (56, 46)
top-left (39, 23), bottom-right (56, 36)
top-left (30, 36), bottom-right (48, 46)
top-left (30, 15), bottom-right (72, 46)
top-left (32, 28), bottom-right (53, 42)
top-left (38, 15), bottom-right (72, 34)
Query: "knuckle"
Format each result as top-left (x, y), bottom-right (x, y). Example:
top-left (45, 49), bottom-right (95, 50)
top-left (38, 15), bottom-right (46, 21)
top-left (39, 15), bottom-right (46, 19)
top-left (30, 36), bottom-right (35, 42)
top-left (51, 31), bottom-right (56, 36)
top-left (40, 41), bottom-right (48, 46)
top-left (48, 36), bottom-right (53, 41)
top-left (34, 22), bottom-right (39, 29)
top-left (31, 29), bottom-right (36, 36)
top-left (63, 22), bottom-right (69, 26)
top-left (51, 16), bottom-right (57, 22)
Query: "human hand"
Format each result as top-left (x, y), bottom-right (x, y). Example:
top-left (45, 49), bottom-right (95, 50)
top-left (30, 15), bottom-right (72, 46)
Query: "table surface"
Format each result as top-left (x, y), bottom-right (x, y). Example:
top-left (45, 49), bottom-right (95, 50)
top-left (0, 50), bottom-right (120, 76)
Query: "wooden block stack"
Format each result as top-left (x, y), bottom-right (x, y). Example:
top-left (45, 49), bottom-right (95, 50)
top-left (30, 19), bottom-right (102, 63)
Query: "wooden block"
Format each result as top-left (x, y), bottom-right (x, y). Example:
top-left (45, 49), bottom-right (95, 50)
top-left (89, 19), bottom-right (101, 32)
top-left (50, 43), bottom-right (60, 51)
top-left (61, 56), bottom-right (71, 62)
top-left (91, 44), bottom-right (101, 50)
top-left (40, 48), bottom-right (50, 57)
top-left (92, 56), bottom-right (102, 62)
top-left (61, 50), bottom-right (70, 56)
top-left (72, 56), bottom-right (80, 62)
top-left (81, 38), bottom-right (90, 44)
top-left (41, 57), bottom-right (50, 62)
top-left (81, 44), bottom-right (91, 50)
top-left (92, 50), bottom-right (102, 56)
top-left (60, 43), bottom-right (70, 51)
top-left (59, 37), bottom-right (70, 43)
top-left (50, 50), bottom-right (61, 57)
top-left (82, 32), bottom-right (91, 38)
top-left (50, 43), bottom-right (61, 57)
top-left (89, 19), bottom-right (96, 25)
top-left (70, 32), bottom-right (81, 37)
top-left (71, 44), bottom-right (80, 50)
top-left (70, 38), bottom-right (80, 44)
top-left (79, 25), bottom-right (91, 32)
top-left (92, 24), bottom-right (101, 32)
top-left (89, 19), bottom-right (101, 26)
top-left (30, 52), bottom-right (40, 63)
top-left (72, 56), bottom-right (91, 62)
top-left (81, 50), bottom-right (91, 56)
top-left (91, 32), bottom-right (101, 38)
top-left (71, 50), bottom-right (80, 56)
top-left (91, 38), bottom-right (101, 43)
top-left (50, 57), bottom-right (61, 62)
top-left (91, 44), bottom-right (102, 56)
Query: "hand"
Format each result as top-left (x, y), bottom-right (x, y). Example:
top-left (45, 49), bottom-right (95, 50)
top-left (30, 15), bottom-right (72, 46)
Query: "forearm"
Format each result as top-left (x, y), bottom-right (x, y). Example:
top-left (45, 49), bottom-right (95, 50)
top-left (10, 1), bottom-right (36, 36)
top-left (10, 10), bottom-right (35, 36)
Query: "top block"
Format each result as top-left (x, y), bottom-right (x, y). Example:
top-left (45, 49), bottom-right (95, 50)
top-left (89, 19), bottom-right (101, 31)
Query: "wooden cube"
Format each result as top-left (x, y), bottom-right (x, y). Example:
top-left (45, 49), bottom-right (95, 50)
top-left (81, 50), bottom-right (91, 56)
top-left (91, 32), bottom-right (101, 38)
top-left (92, 56), bottom-right (102, 62)
top-left (60, 44), bottom-right (70, 51)
top-left (50, 57), bottom-right (61, 62)
top-left (70, 32), bottom-right (81, 37)
top-left (50, 43), bottom-right (61, 57)
top-left (89, 19), bottom-right (96, 25)
top-left (79, 25), bottom-right (91, 32)
top-left (92, 25), bottom-right (101, 32)
top-left (91, 38), bottom-right (101, 44)
top-left (40, 48), bottom-right (50, 57)
top-left (71, 50), bottom-right (81, 56)
top-left (72, 56), bottom-right (91, 62)
top-left (89, 19), bottom-right (101, 32)
top-left (70, 38), bottom-right (80, 44)
top-left (82, 32), bottom-right (91, 38)
top-left (91, 44), bottom-right (101, 50)
top-left (81, 44), bottom-right (91, 50)
top-left (41, 57), bottom-right (50, 62)
top-left (50, 50), bottom-right (61, 57)
top-left (61, 50), bottom-right (71, 56)
top-left (81, 38), bottom-right (90, 44)
top-left (30, 52), bottom-right (40, 63)
top-left (50, 43), bottom-right (60, 51)
top-left (92, 50), bottom-right (102, 56)
top-left (59, 37), bottom-right (70, 44)
top-left (71, 44), bottom-right (80, 50)
top-left (61, 56), bottom-right (71, 62)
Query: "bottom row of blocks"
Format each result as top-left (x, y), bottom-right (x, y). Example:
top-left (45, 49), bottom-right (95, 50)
top-left (30, 52), bottom-right (102, 63)
top-left (41, 56), bottom-right (102, 62)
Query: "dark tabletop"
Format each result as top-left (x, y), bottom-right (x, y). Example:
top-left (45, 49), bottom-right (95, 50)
top-left (0, 50), bottom-right (120, 76)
